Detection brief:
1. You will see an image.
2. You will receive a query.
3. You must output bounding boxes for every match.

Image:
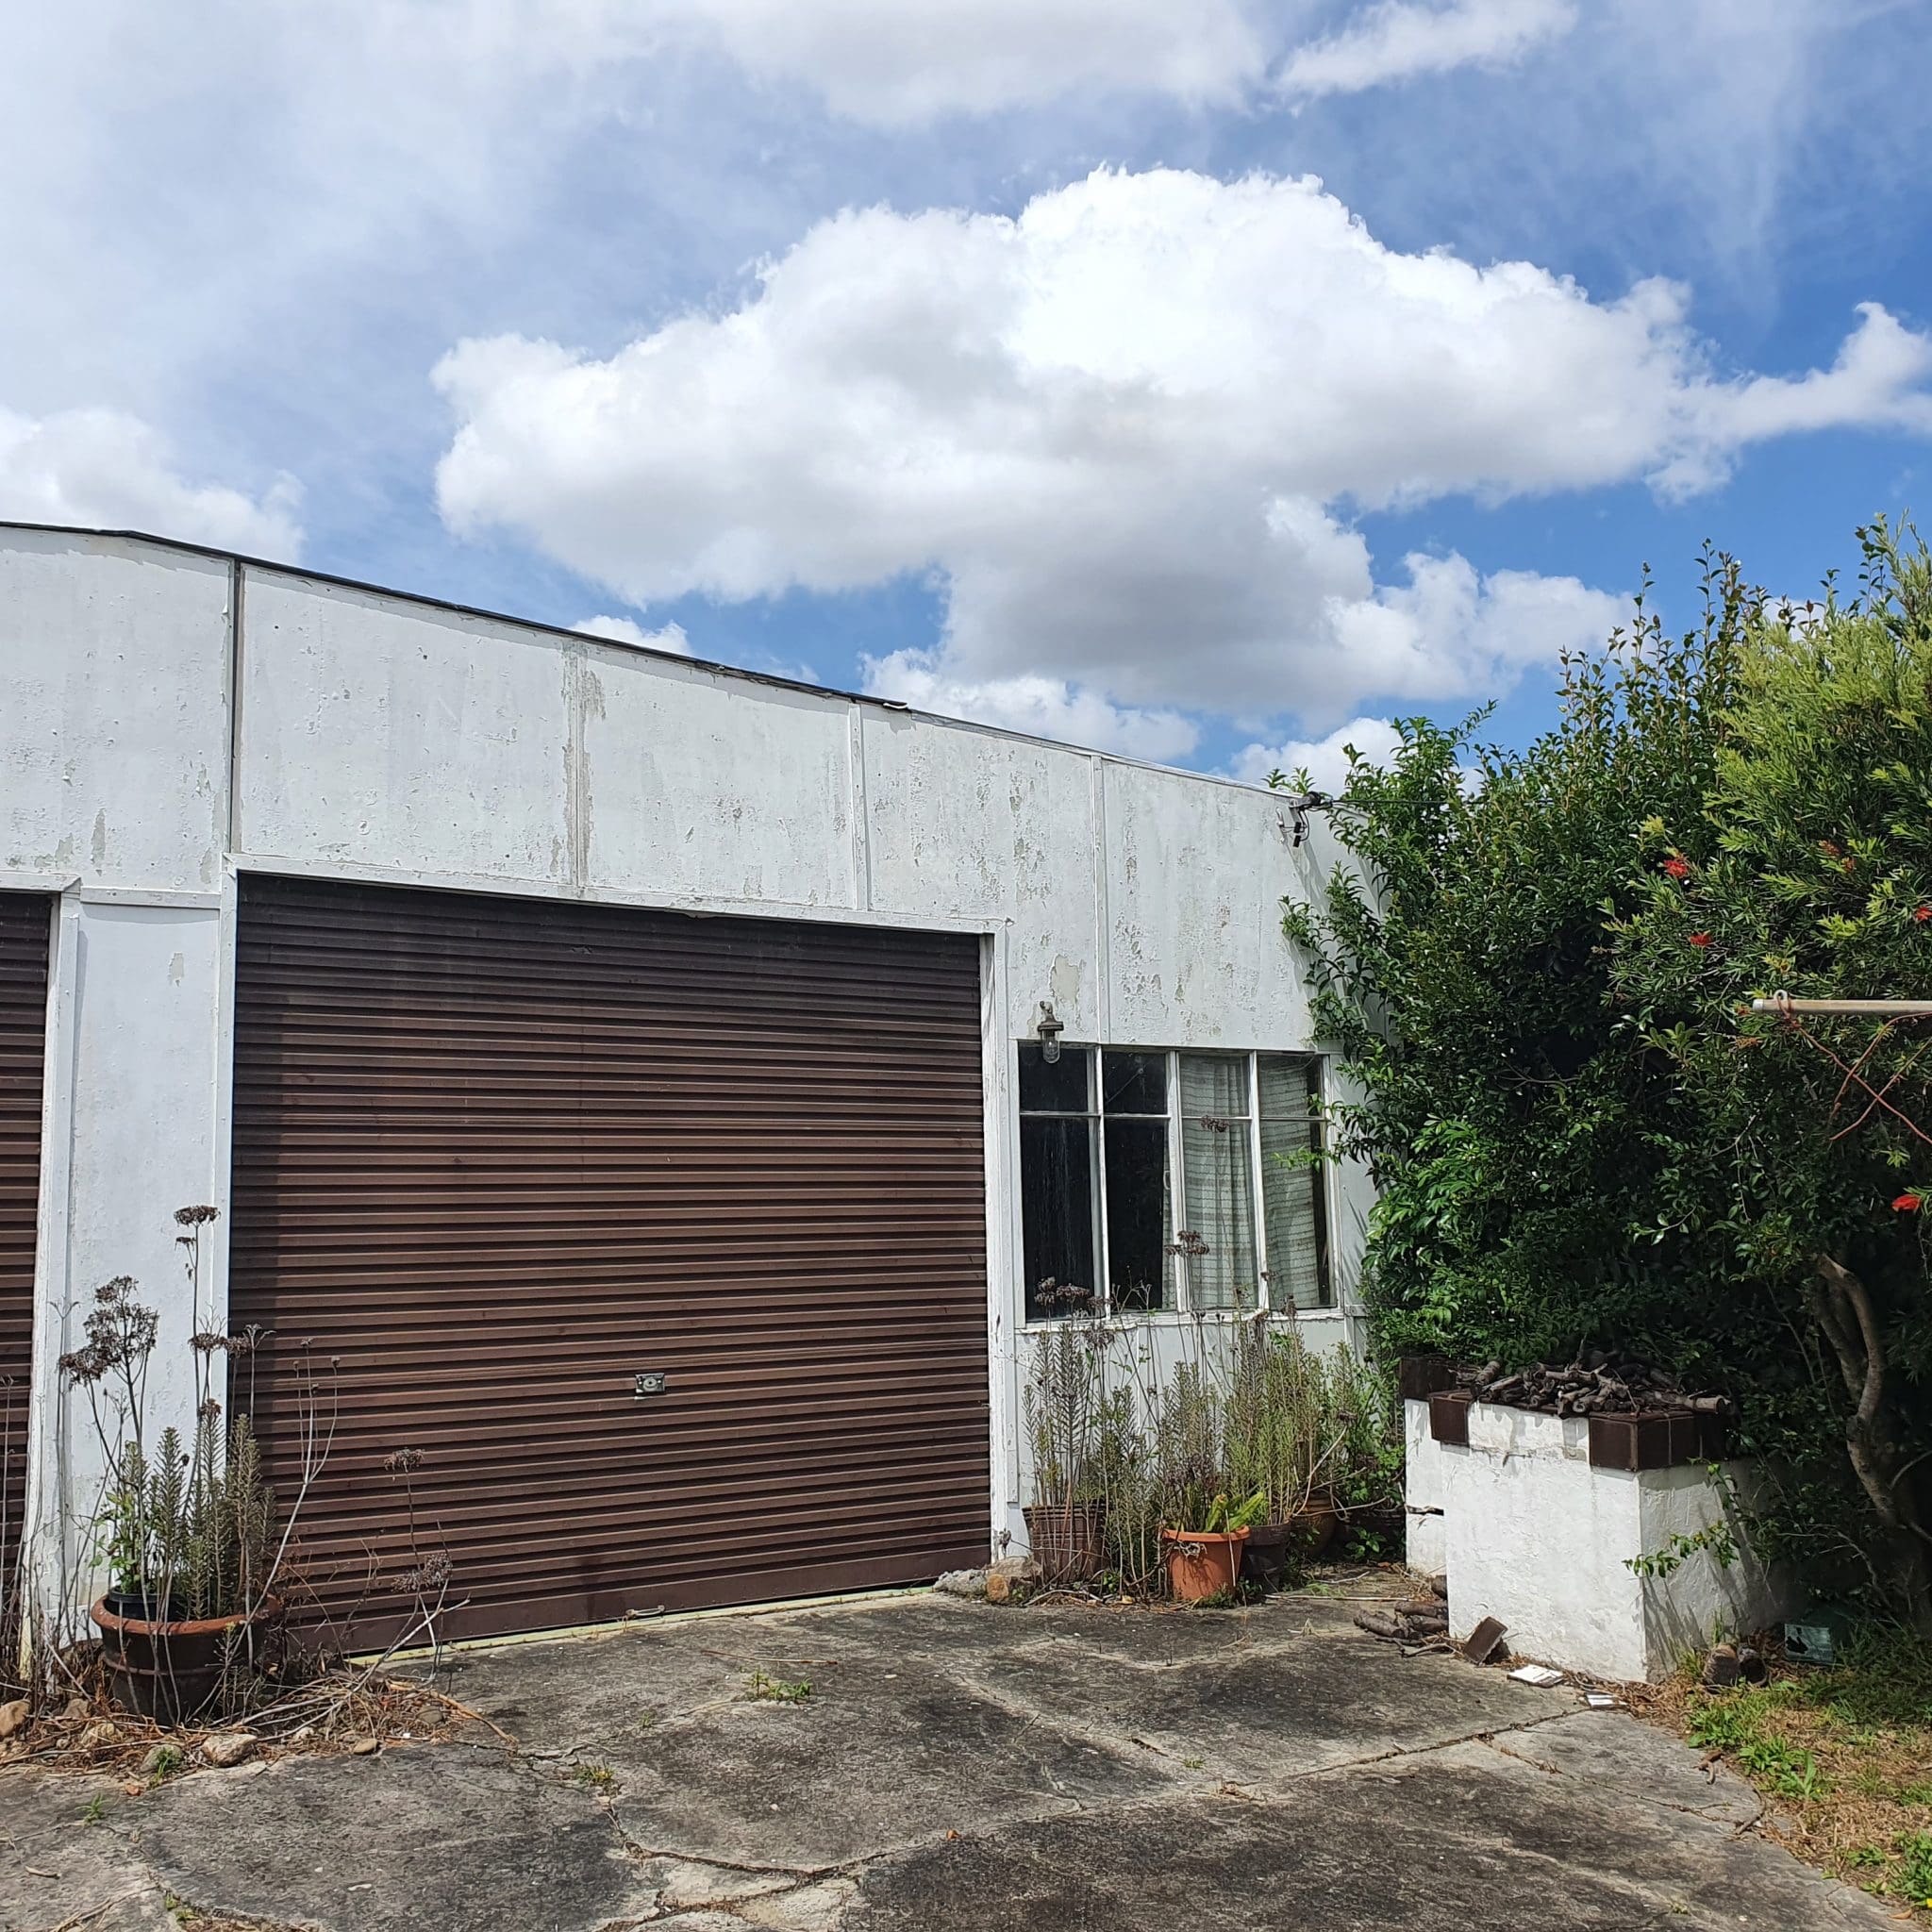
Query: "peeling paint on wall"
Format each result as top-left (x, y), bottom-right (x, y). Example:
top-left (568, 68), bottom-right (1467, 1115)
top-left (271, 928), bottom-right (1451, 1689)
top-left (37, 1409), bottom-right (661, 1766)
top-left (563, 644), bottom-right (605, 895)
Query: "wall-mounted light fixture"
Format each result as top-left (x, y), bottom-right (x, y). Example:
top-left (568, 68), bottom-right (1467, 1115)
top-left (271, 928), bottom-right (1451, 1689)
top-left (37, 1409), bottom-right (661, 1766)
top-left (1277, 788), bottom-right (1331, 849)
top-left (1035, 1000), bottom-right (1064, 1064)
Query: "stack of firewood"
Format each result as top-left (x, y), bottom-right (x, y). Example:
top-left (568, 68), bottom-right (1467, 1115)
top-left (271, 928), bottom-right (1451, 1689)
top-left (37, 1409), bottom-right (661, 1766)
top-left (1461, 1352), bottom-right (1729, 1419)
top-left (1353, 1576), bottom-right (1451, 1647)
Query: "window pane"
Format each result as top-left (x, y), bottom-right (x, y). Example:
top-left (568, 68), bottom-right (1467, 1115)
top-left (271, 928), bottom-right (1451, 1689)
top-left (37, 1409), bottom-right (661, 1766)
top-left (1180, 1053), bottom-right (1249, 1123)
top-left (1019, 1041), bottom-right (1091, 1114)
top-left (1102, 1050), bottom-right (1167, 1116)
top-left (1021, 1115), bottom-right (1097, 1320)
top-left (1257, 1054), bottom-right (1316, 1123)
top-left (1260, 1111), bottom-right (1329, 1311)
top-left (1104, 1118), bottom-right (1171, 1312)
top-left (1180, 1108), bottom-right (1257, 1310)
top-left (1258, 1056), bottom-right (1329, 1310)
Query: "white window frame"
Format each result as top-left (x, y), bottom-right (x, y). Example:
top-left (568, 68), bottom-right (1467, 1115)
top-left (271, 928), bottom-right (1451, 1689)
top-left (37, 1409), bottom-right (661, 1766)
top-left (1018, 1044), bottom-right (1330, 1325)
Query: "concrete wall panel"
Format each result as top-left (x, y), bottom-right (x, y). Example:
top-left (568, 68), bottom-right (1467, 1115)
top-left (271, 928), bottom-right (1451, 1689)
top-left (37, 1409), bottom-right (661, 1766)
top-left (29, 901), bottom-right (226, 1611)
top-left (1103, 763), bottom-right (1309, 1047)
top-left (0, 531), bottom-right (230, 892)
top-left (239, 575), bottom-right (569, 884)
top-left (865, 715), bottom-right (1101, 1041)
top-left (585, 652), bottom-right (854, 908)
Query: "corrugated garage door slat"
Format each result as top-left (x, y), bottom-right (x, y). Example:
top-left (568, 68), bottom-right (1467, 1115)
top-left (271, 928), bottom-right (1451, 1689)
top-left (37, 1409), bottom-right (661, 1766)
top-left (0, 895), bottom-right (50, 1608)
top-left (229, 875), bottom-right (990, 1645)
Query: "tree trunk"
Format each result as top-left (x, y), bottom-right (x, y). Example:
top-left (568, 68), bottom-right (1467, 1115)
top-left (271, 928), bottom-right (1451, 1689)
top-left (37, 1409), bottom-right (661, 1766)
top-left (1809, 1255), bottom-right (1932, 1626)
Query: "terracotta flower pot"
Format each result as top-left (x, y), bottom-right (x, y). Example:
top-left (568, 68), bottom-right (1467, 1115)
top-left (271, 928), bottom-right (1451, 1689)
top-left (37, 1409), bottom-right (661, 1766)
top-left (91, 1596), bottom-right (276, 1724)
top-left (1024, 1502), bottom-right (1106, 1586)
top-left (1160, 1526), bottom-right (1250, 1602)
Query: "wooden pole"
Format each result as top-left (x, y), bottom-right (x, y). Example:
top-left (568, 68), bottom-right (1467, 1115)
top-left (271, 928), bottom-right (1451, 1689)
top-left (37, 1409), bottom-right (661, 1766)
top-left (1751, 995), bottom-right (1932, 1017)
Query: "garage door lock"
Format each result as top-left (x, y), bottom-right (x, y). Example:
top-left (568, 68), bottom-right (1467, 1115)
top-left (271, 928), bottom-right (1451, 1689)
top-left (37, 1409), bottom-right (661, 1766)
top-left (634, 1371), bottom-right (669, 1398)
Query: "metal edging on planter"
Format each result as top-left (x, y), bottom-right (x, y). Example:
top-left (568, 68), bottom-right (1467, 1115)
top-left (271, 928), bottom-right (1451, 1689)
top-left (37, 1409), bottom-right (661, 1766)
top-left (1587, 1408), bottom-right (1727, 1472)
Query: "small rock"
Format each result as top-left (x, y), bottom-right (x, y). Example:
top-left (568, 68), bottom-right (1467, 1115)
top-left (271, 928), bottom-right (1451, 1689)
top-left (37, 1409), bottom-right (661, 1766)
top-left (61, 1696), bottom-right (92, 1722)
top-left (202, 1730), bottom-right (257, 1768)
top-left (934, 1569), bottom-right (988, 1601)
top-left (984, 1572), bottom-right (1012, 1605)
top-left (989, 1555), bottom-right (1041, 1585)
top-left (76, 1721), bottom-right (120, 1749)
top-left (347, 1735), bottom-right (381, 1756)
top-left (289, 1724), bottom-right (315, 1744)
top-left (139, 1743), bottom-right (174, 1774)
top-left (0, 1696), bottom-right (30, 1739)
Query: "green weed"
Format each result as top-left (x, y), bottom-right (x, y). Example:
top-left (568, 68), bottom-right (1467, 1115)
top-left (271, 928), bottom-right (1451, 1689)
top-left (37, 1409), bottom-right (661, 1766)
top-left (745, 1670), bottom-right (812, 1704)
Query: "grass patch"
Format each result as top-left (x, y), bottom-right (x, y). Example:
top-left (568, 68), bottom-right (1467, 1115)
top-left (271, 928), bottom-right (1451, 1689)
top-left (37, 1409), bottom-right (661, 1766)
top-left (571, 1762), bottom-right (618, 1791)
top-left (745, 1670), bottom-right (812, 1704)
top-left (1640, 1627), bottom-right (1932, 1917)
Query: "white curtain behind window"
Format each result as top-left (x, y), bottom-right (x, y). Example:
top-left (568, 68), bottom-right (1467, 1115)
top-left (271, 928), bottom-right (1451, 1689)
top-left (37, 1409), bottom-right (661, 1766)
top-left (1258, 1058), bottom-right (1328, 1311)
top-left (1179, 1055), bottom-right (1255, 1309)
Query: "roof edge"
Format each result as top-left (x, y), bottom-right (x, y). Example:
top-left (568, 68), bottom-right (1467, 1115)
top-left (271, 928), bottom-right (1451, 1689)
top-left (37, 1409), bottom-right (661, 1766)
top-left (0, 519), bottom-right (1279, 799)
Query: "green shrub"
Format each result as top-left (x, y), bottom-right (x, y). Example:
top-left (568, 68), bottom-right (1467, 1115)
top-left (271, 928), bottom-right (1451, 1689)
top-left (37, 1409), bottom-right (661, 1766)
top-left (1285, 527), bottom-right (1932, 1623)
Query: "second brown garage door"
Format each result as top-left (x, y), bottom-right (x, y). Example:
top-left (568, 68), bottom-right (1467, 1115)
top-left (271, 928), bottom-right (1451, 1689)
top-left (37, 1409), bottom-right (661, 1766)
top-left (229, 874), bottom-right (990, 1644)
top-left (0, 894), bottom-right (51, 1617)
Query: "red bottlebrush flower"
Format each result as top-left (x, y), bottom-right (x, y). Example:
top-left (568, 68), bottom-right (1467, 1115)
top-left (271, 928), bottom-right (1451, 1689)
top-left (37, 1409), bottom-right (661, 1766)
top-left (1915, 906), bottom-right (1931, 924)
top-left (1892, 1192), bottom-right (1923, 1213)
top-left (1688, 932), bottom-right (1714, 948)
top-left (1661, 856), bottom-right (1691, 879)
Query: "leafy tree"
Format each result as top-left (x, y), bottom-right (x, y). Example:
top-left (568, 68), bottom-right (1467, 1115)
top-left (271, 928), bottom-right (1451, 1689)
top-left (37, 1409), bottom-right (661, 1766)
top-left (1284, 530), bottom-right (1932, 1624)
top-left (1609, 525), bottom-right (1932, 1620)
top-left (1280, 559), bottom-right (1742, 1362)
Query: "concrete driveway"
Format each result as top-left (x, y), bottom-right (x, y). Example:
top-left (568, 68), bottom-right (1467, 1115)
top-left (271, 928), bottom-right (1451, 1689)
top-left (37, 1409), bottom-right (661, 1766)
top-left (1, 1583), bottom-right (1895, 1932)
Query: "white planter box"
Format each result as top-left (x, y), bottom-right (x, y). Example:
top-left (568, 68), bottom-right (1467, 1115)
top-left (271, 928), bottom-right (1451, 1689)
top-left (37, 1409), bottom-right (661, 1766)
top-left (1406, 1396), bottom-right (1790, 1682)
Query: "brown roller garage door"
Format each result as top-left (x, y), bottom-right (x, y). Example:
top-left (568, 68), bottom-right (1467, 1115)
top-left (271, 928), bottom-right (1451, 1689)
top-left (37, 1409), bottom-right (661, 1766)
top-left (229, 874), bottom-right (990, 1644)
top-left (0, 894), bottom-right (50, 1608)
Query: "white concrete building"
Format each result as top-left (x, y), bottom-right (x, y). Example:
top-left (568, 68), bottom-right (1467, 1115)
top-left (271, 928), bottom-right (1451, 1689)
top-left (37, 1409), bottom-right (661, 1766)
top-left (0, 523), bottom-right (1364, 1642)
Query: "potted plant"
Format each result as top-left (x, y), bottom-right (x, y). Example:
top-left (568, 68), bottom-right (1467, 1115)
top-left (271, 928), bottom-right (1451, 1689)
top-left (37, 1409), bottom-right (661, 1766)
top-left (60, 1214), bottom-right (284, 1724)
top-left (1022, 1296), bottom-right (1107, 1585)
top-left (1160, 1488), bottom-right (1267, 1602)
top-left (1324, 1351), bottom-right (1407, 1558)
top-left (1224, 1326), bottom-right (1338, 1589)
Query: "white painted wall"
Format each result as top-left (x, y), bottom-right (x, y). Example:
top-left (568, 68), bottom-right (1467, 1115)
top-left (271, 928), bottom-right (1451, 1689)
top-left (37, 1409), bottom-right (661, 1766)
top-left (1428, 1400), bottom-right (1790, 1682)
top-left (25, 901), bottom-right (227, 1618)
top-left (1, 529), bottom-right (231, 892)
top-left (232, 564), bottom-right (1320, 1058)
top-left (1, 525), bottom-right (1364, 1613)
top-left (1403, 1398), bottom-right (1447, 1576)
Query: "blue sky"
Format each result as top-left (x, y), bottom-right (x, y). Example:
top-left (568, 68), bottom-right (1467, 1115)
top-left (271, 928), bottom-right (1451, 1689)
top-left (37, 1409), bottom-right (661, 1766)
top-left (5, 0), bottom-right (1929, 787)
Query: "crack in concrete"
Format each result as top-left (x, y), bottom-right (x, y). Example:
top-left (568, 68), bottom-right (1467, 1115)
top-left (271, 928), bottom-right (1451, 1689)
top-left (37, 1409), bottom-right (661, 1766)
top-left (1476, 1714), bottom-right (1772, 1838)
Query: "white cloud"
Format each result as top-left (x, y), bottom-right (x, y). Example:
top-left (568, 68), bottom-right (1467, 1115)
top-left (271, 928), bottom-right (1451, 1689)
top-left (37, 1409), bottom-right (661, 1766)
top-left (1279, 0), bottom-right (1575, 100)
top-left (658, 0), bottom-right (1273, 123)
top-left (863, 651), bottom-right (1198, 761)
top-left (0, 406), bottom-right (302, 557)
top-left (434, 166), bottom-right (1926, 729)
top-left (575, 612), bottom-right (692, 654)
top-left (1231, 716), bottom-right (1406, 791)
